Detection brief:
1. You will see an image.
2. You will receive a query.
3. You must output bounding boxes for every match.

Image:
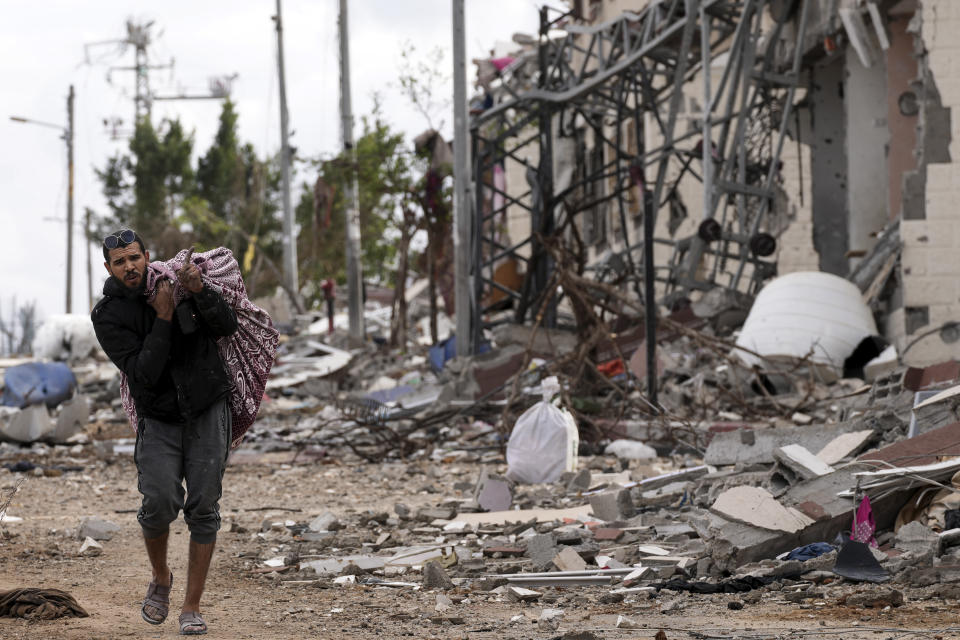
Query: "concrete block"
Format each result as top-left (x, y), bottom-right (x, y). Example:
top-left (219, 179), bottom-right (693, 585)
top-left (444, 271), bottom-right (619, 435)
top-left (525, 533), bottom-right (559, 571)
top-left (895, 521), bottom-right (942, 556)
top-left (705, 422), bottom-right (865, 466)
top-left (589, 488), bottom-right (635, 522)
top-left (552, 547), bottom-right (587, 572)
top-left (53, 397), bottom-right (88, 443)
top-left (1, 405), bottom-right (53, 443)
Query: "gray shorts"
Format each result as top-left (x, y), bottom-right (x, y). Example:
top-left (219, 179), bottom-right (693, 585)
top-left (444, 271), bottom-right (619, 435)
top-left (134, 397), bottom-right (231, 544)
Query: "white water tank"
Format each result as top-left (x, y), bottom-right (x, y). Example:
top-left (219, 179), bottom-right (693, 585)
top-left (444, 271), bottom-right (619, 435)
top-left (734, 272), bottom-right (877, 372)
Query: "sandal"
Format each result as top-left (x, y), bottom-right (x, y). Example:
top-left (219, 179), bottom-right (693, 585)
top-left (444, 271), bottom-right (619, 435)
top-left (179, 611), bottom-right (208, 635)
top-left (141, 572), bottom-right (173, 625)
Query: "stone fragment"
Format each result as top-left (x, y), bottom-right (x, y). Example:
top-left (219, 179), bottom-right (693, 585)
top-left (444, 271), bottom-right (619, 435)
top-left (506, 586), bottom-right (542, 602)
top-left (843, 589), bottom-right (904, 608)
top-left (552, 547), bottom-right (587, 572)
top-left (394, 503), bottom-right (411, 519)
top-left (435, 594), bottom-right (452, 612)
top-left (616, 614), bottom-right (640, 629)
top-left (566, 469), bottom-right (592, 492)
top-left (538, 608), bottom-right (564, 632)
top-left (525, 533), bottom-right (558, 571)
top-left (773, 444), bottom-right (835, 480)
top-left (78, 536), bottom-right (102, 557)
top-left (422, 561), bottom-right (455, 590)
top-left (895, 521), bottom-right (941, 556)
top-left (589, 488), bottom-right (635, 522)
top-left (308, 511), bottom-right (341, 533)
top-left (417, 507), bottom-right (456, 522)
top-left (78, 517), bottom-right (120, 541)
top-left (561, 632), bottom-right (599, 640)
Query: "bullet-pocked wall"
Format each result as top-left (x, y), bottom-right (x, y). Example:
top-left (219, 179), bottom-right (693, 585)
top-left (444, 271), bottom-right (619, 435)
top-left (893, 0), bottom-right (959, 366)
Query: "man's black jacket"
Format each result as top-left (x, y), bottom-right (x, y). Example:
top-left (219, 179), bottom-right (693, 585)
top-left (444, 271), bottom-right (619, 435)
top-left (91, 276), bottom-right (239, 424)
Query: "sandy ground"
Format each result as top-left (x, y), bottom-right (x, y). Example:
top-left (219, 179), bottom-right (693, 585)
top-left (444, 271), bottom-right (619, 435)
top-left (2, 449), bottom-right (960, 640)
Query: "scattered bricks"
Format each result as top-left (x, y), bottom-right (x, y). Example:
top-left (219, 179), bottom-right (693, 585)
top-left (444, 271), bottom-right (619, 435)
top-left (422, 561), bottom-right (454, 590)
top-left (552, 547), bottom-right (587, 572)
top-left (538, 608), bottom-right (564, 632)
top-left (593, 528), bottom-right (624, 542)
top-left (896, 521), bottom-right (942, 556)
top-left (78, 517), bottom-right (120, 541)
top-left (506, 586), bottom-right (542, 602)
top-left (525, 533), bottom-right (559, 571)
top-left (842, 589), bottom-right (904, 608)
top-left (588, 488), bottom-right (635, 522)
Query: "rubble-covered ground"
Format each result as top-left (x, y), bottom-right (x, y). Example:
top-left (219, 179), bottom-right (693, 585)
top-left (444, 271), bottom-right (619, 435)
top-left (6, 287), bottom-right (960, 639)
top-left (3, 441), bottom-right (960, 639)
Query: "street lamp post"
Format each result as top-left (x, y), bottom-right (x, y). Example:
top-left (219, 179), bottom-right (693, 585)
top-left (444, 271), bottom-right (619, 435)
top-left (10, 85), bottom-right (75, 314)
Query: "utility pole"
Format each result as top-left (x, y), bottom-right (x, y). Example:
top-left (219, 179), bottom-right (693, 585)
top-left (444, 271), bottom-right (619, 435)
top-left (452, 0), bottom-right (473, 357)
top-left (339, 0), bottom-right (365, 345)
top-left (274, 0), bottom-right (300, 306)
top-left (11, 86), bottom-right (76, 314)
top-left (85, 209), bottom-right (93, 311)
top-left (66, 85), bottom-right (75, 314)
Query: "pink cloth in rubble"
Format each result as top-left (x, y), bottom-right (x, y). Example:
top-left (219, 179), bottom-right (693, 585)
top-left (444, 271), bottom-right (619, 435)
top-left (850, 495), bottom-right (879, 548)
top-left (119, 247), bottom-right (279, 449)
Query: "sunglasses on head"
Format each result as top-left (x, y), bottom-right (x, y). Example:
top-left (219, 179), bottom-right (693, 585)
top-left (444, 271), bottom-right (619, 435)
top-left (103, 229), bottom-right (137, 250)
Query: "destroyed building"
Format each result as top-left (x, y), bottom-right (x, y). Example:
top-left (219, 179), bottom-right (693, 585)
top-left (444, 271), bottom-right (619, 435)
top-left (470, 0), bottom-right (957, 367)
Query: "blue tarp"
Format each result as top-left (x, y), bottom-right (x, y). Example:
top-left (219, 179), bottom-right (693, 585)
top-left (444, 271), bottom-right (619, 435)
top-left (429, 335), bottom-right (491, 372)
top-left (1, 362), bottom-right (77, 409)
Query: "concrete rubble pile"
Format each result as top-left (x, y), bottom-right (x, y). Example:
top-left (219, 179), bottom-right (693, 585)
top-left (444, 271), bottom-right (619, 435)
top-left (6, 284), bottom-right (960, 627)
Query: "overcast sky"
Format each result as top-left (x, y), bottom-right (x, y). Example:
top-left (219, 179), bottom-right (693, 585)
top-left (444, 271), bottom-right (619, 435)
top-left (1, 0), bottom-right (545, 326)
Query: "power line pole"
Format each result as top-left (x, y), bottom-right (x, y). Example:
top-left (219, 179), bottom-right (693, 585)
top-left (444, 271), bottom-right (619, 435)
top-left (274, 0), bottom-right (300, 307)
top-left (66, 85), bottom-right (75, 314)
top-left (85, 209), bottom-right (93, 311)
top-left (339, 0), bottom-right (365, 345)
top-left (452, 0), bottom-right (473, 357)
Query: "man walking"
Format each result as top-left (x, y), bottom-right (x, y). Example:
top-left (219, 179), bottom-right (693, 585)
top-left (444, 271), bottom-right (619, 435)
top-left (92, 229), bottom-right (238, 635)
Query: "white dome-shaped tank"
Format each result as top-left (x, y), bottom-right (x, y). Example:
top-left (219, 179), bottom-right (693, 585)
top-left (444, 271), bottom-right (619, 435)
top-left (733, 271), bottom-right (878, 372)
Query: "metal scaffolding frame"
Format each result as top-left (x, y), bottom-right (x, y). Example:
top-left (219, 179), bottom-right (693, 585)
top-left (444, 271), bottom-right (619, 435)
top-left (471, 0), bottom-right (810, 350)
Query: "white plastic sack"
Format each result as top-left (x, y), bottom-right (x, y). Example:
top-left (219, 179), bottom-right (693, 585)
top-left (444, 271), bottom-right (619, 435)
top-left (33, 314), bottom-right (102, 362)
top-left (506, 377), bottom-right (579, 484)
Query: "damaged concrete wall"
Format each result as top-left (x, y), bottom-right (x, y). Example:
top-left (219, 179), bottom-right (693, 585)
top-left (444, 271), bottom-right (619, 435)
top-left (891, 0), bottom-right (959, 366)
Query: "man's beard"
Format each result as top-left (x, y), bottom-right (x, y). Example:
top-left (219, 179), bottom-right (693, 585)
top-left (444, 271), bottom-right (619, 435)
top-left (114, 273), bottom-right (147, 300)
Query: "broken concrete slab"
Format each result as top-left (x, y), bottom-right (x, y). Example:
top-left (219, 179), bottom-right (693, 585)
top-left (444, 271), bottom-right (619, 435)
top-left (711, 486), bottom-right (814, 534)
top-left (552, 546), bottom-right (587, 572)
top-left (816, 430), bottom-right (874, 465)
top-left (475, 473), bottom-right (512, 512)
top-left (433, 504), bottom-right (593, 528)
top-left (505, 586), bottom-right (542, 602)
top-left (705, 422), bottom-right (866, 466)
top-left (773, 444), bottom-right (835, 481)
top-left (588, 488), bottom-right (635, 522)
top-left (1, 404), bottom-right (53, 443)
top-left (859, 421), bottom-right (960, 468)
top-left (53, 396), bottom-right (88, 443)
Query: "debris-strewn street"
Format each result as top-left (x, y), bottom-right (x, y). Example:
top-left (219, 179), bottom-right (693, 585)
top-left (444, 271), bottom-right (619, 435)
top-left (5, 290), bottom-right (960, 639)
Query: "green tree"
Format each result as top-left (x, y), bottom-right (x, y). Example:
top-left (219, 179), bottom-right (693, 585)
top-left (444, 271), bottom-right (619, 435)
top-left (94, 118), bottom-right (195, 259)
top-left (296, 113), bottom-right (418, 309)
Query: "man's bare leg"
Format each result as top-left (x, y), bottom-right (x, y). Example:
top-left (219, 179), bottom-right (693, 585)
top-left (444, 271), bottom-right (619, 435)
top-left (143, 532), bottom-right (171, 620)
top-left (181, 538), bottom-right (215, 625)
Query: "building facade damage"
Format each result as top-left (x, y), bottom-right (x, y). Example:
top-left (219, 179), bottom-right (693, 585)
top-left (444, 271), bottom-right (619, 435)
top-left (470, 0), bottom-right (957, 368)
